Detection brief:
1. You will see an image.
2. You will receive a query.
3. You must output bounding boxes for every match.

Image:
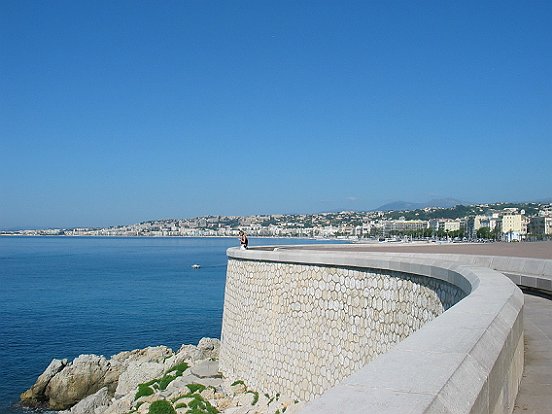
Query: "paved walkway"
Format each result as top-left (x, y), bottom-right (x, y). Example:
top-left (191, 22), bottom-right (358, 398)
top-left (290, 241), bottom-right (552, 259)
top-left (513, 293), bottom-right (552, 414)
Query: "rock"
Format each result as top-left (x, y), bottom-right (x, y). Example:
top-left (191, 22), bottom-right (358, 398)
top-left (235, 392), bottom-right (256, 407)
top-left (19, 340), bottom-right (240, 414)
top-left (101, 394), bottom-right (133, 414)
top-left (230, 383), bottom-right (247, 396)
top-left (222, 408), bottom-right (243, 414)
top-left (193, 377), bottom-right (222, 388)
top-left (197, 338), bottom-right (220, 360)
top-left (45, 354), bottom-right (111, 410)
top-left (134, 394), bottom-right (159, 406)
top-left (175, 344), bottom-right (200, 363)
top-left (190, 360), bottom-right (220, 378)
top-left (163, 374), bottom-right (200, 395)
top-left (174, 338), bottom-right (220, 364)
top-left (20, 358), bottom-right (68, 406)
top-left (61, 387), bottom-right (110, 414)
top-left (284, 401), bottom-right (306, 414)
top-left (115, 361), bottom-right (165, 397)
top-left (200, 387), bottom-right (215, 401)
top-left (215, 396), bottom-right (235, 411)
top-left (111, 346), bottom-right (173, 366)
top-left (223, 406), bottom-right (253, 414)
top-left (137, 402), bottom-right (150, 414)
top-left (253, 392), bottom-right (270, 408)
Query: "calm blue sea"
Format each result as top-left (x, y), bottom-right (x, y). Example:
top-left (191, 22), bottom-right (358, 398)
top-left (0, 236), bottom-right (339, 414)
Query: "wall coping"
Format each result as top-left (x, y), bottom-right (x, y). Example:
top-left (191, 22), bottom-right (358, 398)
top-left (226, 246), bottom-right (524, 413)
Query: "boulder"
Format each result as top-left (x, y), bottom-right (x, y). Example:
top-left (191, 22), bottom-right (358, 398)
top-left (162, 374), bottom-right (200, 396)
top-left (197, 338), bottom-right (220, 360)
top-left (111, 346), bottom-right (173, 366)
top-left (190, 360), bottom-right (220, 378)
top-left (175, 344), bottom-right (200, 363)
top-left (20, 358), bottom-right (68, 406)
top-left (45, 354), bottom-right (111, 410)
top-left (59, 386), bottom-right (110, 414)
top-left (174, 338), bottom-right (220, 364)
top-left (101, 394), bottom-right (133, 414)
top-left (114, 361), bottom-right (165, 397)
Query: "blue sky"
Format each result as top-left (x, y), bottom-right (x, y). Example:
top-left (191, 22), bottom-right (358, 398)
top-left (1, 1), bottom-right (551, 229)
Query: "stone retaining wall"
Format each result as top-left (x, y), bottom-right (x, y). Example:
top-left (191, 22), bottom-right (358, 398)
top-left (219, 259), bottom-right (465, 401)
top-left (220, 247), bottom-right (524, 414)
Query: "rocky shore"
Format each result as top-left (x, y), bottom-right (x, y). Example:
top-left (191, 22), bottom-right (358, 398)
top-left (21, 338), bottom-right (304, 414)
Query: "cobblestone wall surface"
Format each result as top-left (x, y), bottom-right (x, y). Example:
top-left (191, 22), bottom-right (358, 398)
top-left (219, 258), bottom-right (466, 401)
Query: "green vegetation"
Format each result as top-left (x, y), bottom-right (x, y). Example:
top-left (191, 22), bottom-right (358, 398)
top-left (148, 400), bottom-right (176, 414)
top-left (186, 394), bottom-right (219, 414)
top-left (267, 393), bottom-right (280, 405)
top-left (186, 383), bottom-right (206, 394)
top-left (135, 363), bottom-right (191, 400)
top-left (166, 384), bottom-right (218, 414)
top-left (135, 383), bottom-right (155, 400)
top-left (157, 374), bottom-right (178, 391)
top-left (246, 390), bottom-right (259, 405)
top-left (167, 362), bottom-right (189, 375)
top-left (477, 227), bottom-right (493, 239)
top-left (384, 202), bottom-right (542, 221)
top-left (231, 380), bottom-right (245, 386)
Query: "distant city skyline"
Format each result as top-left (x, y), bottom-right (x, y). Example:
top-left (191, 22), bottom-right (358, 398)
top-left (1, 1), bottom-right (551, 229)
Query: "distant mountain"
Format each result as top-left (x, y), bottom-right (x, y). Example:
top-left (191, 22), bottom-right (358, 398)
top-left (374, 198), bottom-right (464, 212)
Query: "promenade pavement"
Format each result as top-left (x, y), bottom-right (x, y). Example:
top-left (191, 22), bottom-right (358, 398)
top-left (281, 242), bottom-right (552, 413)
top-left (513, 293), bottom-right (552, 414)
top-left (293, 240), bottom-right (552, 260)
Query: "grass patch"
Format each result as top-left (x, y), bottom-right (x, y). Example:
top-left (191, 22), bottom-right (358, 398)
top-left (135, 363), bottom-right (191, 400)
top-left (167, 362), bottom-right (189, 375)
top-left (185, 393), bottom-right (219, 414)
top-left (185, 383), bottom-right (206, 394)
top-left (174, 402), bottom-right (187, 409)
top-left (157, 374), bottom-right (178, 390)
top-left (230, 380), bottom-right (245, 386)
top-left (135, 383), bottom-right (154, 400)
top-left (148, 400), bottom-right (176, 414)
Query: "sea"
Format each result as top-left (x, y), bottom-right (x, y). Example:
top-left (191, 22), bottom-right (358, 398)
top-left (0, 236), bottom-right (341, 414)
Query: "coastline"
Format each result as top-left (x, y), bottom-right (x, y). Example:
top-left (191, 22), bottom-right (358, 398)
top-left (19, 338), bottom-right (304, 414)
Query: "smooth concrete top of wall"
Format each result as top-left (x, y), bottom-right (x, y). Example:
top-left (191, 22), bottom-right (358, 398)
top-left (227, 246), bottom-right (524, 413)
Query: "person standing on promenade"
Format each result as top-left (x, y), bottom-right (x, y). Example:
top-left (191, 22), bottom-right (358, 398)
top-left (239, 230), bottom-right (248, 250)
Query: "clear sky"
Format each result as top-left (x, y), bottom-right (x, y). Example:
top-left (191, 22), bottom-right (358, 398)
top-left (1, 1), bottom-right (551, 229)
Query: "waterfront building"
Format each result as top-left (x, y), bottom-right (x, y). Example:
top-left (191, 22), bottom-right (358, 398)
top-left (499, 213), bottom-right (528, 242)
top-left (429, 219), bottom-right (461, 233)
top-left (382, 219), bottom-right (429, 234)
top-left (528, 215), bottom-right (552, 235)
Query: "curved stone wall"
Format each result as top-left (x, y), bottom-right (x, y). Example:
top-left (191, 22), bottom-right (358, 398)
top-left (220, 247), bottom-right (524, 414)
top-left (220, 259), bottom-right (465, 400)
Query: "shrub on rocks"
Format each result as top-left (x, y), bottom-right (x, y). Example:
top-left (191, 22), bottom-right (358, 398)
top-left (148, 400), bottom-right (176, 414)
